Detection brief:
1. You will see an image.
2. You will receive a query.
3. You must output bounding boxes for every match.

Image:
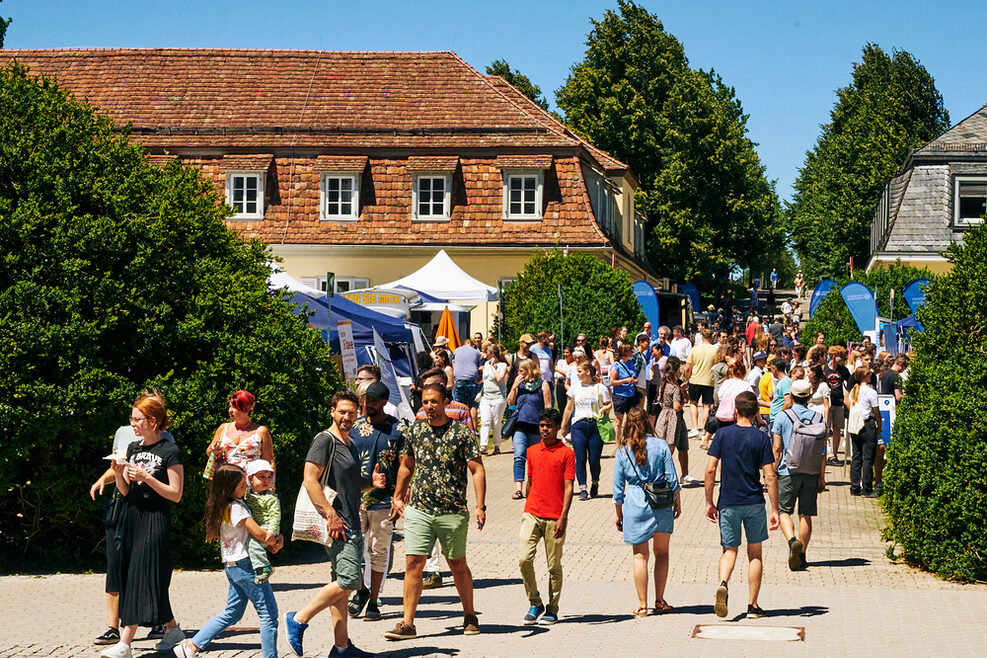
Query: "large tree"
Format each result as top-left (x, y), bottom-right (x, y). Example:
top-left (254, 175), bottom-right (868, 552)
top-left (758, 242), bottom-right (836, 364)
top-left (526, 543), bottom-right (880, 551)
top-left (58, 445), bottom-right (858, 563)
top-left (787, 45), bottom-right (950, 280)
top-left (0, 0), bottom-right (11, 49)
top-left (486, 59), bottom-right (549, 110)
top-left (0, 63), bottom-right (341, 570)
top-left (556, 0), bottom-right (784, 290)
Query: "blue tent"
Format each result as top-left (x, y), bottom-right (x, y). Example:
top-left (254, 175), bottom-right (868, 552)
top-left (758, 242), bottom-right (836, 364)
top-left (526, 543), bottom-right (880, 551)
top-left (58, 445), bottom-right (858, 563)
top-left (287, 291), bottom-right (419, 377)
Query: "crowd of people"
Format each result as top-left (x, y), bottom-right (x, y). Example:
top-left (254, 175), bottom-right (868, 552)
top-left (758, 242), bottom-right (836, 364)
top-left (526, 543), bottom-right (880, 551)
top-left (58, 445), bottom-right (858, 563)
top-left (89, 295), bottom-right (910, 657)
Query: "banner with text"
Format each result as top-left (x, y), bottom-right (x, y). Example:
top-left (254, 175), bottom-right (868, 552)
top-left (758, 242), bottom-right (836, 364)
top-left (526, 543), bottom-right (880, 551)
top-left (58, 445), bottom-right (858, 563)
top-left (901, 278), bottom-right (931, 316)
top-left (337, 320), bottom-right (359, 380)
top-left (809, 279), bottom-right (838, 317)
top-left (839, 282), bottom-right (878, 335)
top-left (372, 328), bottom-right (415, 422)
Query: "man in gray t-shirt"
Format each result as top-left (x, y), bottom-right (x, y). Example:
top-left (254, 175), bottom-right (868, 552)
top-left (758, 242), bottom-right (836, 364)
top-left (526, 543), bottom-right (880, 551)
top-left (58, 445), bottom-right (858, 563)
top-left (452, 342), bottom-right (484, 417)
top-left (286, 391), bottom-right (383, 657)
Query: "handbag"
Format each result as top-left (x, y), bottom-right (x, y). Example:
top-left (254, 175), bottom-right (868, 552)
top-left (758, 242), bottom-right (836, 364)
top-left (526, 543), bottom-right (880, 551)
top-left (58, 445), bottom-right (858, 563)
top-left (627, 448), bottom-right (676, 509)
top-left (847, 404), bottom-right (864, 435)
top-left (502, 405), bottom-right (518, 438)
top-left (102, 490), bottom-right (124, 527)
top-left (291, 432), bottom-right (339, 546)
top-left (593, 384), bottom-right (615, 443)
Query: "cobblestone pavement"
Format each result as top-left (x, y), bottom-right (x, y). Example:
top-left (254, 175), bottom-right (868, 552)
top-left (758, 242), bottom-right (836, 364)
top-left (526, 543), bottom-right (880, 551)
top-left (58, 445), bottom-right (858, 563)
top-left (2, 436), bottom-right (985, 657)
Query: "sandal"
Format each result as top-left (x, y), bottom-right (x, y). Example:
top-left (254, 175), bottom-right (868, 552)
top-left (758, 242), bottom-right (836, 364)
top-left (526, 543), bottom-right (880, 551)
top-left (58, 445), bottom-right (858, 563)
top-left (512, 490), bottom-right (525, 500)
top-left (654, 599), bottom-right (674, 613)
top-left (633, 606), bottom-right (650, 617)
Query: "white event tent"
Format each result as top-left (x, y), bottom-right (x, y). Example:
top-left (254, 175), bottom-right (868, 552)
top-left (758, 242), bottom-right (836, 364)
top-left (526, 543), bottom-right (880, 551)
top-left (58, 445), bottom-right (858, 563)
top-left (380, 250), bottom-right (498, 302)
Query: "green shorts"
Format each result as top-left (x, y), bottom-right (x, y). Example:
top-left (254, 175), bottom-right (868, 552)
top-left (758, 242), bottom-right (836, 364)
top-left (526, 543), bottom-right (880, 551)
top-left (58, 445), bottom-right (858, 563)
top-left (779, 473), bottom-right (819, 517)
top-left (324, 530), bottom-right (363, 591)
top-left (404, 506), bottom-right (470, 560)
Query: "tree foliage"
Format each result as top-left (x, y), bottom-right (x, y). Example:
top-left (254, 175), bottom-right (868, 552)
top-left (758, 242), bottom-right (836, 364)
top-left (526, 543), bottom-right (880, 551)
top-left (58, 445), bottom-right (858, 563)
top-left (0, 63), bottom-right (341, 571)
top-left (486, 58), bottom-right (549, 110)
top-left (883, 224), bottom-right (987, 582)
top-left (498, 250), bottom-right (644, 351)
top-left (798, 263), bottom-right (931, 345)
top-left (787, 44), bottom-right (950, 280)
top-left (0, 0), bottom-right (10, 49)
top-left (555, 0), bottom-right (784, 290)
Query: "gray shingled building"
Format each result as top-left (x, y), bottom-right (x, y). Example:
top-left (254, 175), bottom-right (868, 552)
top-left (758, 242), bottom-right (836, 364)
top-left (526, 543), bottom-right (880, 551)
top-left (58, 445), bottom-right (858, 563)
top-left (869, 104), bottom-right (987, 273)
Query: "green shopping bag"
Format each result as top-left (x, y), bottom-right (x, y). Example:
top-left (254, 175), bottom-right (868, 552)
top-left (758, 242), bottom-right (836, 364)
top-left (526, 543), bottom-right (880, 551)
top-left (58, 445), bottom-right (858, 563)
top-left (597, 413), bottom-right (615, 444)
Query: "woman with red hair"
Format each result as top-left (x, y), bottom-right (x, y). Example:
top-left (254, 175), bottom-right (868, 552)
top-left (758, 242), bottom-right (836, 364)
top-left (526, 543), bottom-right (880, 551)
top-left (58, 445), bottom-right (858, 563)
top-left (206, 390), bottom-right (274, 475)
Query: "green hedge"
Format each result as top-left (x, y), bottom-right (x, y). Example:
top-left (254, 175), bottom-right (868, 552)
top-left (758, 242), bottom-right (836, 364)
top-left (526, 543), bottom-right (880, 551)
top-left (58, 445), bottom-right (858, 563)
top-left (497, 249), bottom-right (645, 351)
top-left (0, 63), bottom-right (341, 572)
top-left (882, 224), bottom-right (987, 582)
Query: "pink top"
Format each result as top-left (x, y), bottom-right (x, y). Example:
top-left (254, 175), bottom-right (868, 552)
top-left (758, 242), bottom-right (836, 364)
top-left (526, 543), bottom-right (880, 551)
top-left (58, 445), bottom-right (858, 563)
top-left (716, 379), bottom-right (754, 422)
top-left (217, 422), bottom-right (263, 469)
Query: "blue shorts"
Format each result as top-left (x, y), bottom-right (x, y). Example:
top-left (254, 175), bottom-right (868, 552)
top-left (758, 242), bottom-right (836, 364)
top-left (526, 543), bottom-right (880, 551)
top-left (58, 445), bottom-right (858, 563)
top-left (452, 380), bottom-right (480, 409)
top-left (718, 503), bottom-right (769, 548)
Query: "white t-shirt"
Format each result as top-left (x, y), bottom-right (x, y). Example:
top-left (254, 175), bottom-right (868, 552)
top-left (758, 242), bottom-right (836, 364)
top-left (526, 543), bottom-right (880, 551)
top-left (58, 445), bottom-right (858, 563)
top-left (853, 384), bottom-right (880, 420)
top-left (555, 358), bottom-right (572, 383)
top-left (568, 378), bottom-right (611, 423)
top-left (808, 381), bottom-right (831, 416)
top-left (746, 365), bottom-right (764, 388)
top-left (529, 344), bottom-right (554, 384)
top-left (220, 500), bottom-right (252, 563)
top-left (670, 337), bottom-right (692, 361)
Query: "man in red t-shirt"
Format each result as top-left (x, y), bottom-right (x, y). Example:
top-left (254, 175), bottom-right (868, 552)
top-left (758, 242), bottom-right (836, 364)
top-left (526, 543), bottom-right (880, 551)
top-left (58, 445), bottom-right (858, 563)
top-left (519, 408), bottom-right (575, 625)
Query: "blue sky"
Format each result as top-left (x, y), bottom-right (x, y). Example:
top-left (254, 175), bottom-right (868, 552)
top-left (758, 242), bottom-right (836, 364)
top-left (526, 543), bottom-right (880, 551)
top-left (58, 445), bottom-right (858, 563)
top-left (5, 0), bottom-right (985, 202)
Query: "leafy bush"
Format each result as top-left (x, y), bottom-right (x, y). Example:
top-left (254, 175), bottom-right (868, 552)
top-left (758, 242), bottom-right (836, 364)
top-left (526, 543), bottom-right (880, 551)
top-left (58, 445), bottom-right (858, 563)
top-left (0, 63), bottom-right (341, 572)
top-left (799, 263), bottom-right (931, 345)
top-left (497, 250), bottom-right (645, 351)
top-left (882, 224), bottom-right (987, 582)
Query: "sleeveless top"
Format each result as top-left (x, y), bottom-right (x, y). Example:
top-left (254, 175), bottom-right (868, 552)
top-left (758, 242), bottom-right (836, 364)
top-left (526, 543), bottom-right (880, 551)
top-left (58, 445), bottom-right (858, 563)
top-left (217, 422), bottom-right (263, 469)
top-left (516, 379), bottom-right (546, 425)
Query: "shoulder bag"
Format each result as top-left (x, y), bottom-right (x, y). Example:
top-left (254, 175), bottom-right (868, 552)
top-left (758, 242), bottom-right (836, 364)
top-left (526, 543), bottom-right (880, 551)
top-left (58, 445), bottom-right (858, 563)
top-left (291, 432), bottom-right (338, 546)
top-left (595, 384), bottom-right (616, 444)
top-left (626, 448), bottom-right (675, 509)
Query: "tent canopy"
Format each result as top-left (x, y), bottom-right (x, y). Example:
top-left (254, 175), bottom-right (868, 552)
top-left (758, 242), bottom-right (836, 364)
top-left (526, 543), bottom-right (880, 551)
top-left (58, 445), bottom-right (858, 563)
top-left (380, 250), bottom-right (498, 302)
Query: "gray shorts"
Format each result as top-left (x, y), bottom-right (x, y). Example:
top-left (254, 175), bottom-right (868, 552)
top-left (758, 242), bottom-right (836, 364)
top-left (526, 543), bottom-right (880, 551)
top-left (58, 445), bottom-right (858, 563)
top-left (324, 530), bottom-right (364, 591)
top-left (779, 473), bottom-right (819, 517)
top-left (829, 405), bottom-right (845, 431)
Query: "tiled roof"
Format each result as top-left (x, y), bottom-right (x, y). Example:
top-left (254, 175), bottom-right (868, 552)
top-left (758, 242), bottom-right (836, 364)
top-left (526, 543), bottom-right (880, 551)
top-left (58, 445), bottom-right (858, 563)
top-left (882, 165), bottom-right (954, 252)
top-left (315, 155), bottom-right (368, 171)
top-left (181, 155), bottom-right (608, 246)
top-left (406, 156), bottom-right (460, 171)
top-left (496, 154), bottom-right (554, 169)
top-left (484, 75), bottom-right (629, 173)
top-left (916, 104), bottom-right (987, 155)
top-left (0, 49), bottom-right (582, 150)
top-left (221, 154), bottom-right (273, 171)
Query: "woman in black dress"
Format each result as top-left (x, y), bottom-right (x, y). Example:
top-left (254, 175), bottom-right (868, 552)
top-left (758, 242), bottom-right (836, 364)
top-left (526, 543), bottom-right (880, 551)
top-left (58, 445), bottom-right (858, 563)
top-left (103, 393), bottom-right (185, 658)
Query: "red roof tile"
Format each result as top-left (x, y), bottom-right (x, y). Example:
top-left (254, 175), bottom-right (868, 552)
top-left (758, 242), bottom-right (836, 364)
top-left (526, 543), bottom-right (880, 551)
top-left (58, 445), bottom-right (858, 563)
top-left (221, 154), bottom-right (273, 170)
top-left (315, 155), bottom-right (368, 171)
top-left (406, 156), bottom-right (460, 171)
top-left (496, 154), bottom-right (553, 169)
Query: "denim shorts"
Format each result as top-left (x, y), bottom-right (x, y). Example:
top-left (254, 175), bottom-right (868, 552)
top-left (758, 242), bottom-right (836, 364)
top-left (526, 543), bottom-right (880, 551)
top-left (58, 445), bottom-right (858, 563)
top-left (452, 380), bottom-right (480, 409)
top-left (718, 503), bottom-right (769, 548)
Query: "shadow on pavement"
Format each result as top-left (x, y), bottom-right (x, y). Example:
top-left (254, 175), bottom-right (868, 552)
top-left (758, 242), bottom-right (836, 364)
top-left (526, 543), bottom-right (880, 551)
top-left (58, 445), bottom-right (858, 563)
top-left (474, 577), bottom-right (523, 588)
top-left (271, 581), bottom-right (327, 591)
top-left (809, 558), bottom-right (869, 568)
top-left (376, 647), bottom-right (460, 657)
top-left (561, 613), bottom-right (634, 624)
top-left (667, 604), bottom-right (715, 615)
top-left (765, 605), bottom-right (829, 618)
top-left (423, 623), bottom-right (548, 639)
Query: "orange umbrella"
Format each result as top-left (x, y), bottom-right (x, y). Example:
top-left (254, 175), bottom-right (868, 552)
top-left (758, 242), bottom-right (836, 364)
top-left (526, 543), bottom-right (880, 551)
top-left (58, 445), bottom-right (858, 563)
top-left (435, 306), bottom-right (462, 351)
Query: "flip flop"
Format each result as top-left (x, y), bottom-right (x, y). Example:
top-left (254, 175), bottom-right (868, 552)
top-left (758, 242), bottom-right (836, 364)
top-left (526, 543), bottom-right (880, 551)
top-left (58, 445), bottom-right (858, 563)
top-left (633, 606), bottom-right (650, 618)
top-left (654, 600), bottom-right (674, 613)
top-left (512, 490), bottom-right (525, 500)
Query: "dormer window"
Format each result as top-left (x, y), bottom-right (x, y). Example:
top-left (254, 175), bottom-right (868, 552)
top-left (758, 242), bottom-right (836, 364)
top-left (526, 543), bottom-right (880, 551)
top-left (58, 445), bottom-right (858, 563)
top-left (226, 171), bottom-right (265, 220)
top-left (503, 171), bottom-right (543, 220)
top-left (955, 177), bottom-right (987, 227)
top-left (413, 174), bottom-right (452, 220)
top-left (321, 174), bottom-right (360, 220)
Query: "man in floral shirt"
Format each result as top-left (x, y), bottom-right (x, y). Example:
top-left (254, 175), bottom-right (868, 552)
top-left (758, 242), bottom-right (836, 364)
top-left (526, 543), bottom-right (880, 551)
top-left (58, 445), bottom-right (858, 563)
top-left (385, 383), bottom-right (487, 641)
top-left (347, 382), bottom-right (405, 621)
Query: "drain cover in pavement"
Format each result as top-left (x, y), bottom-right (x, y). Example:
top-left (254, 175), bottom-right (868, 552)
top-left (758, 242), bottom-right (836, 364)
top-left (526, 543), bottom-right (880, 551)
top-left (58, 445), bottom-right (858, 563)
top-left (692, 624), bottom-right (804, 641)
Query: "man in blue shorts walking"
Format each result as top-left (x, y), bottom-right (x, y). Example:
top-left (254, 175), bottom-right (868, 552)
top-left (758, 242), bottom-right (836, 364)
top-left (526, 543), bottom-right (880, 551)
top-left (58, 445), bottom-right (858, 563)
top-left (704, 391), bottom-right (779, 619)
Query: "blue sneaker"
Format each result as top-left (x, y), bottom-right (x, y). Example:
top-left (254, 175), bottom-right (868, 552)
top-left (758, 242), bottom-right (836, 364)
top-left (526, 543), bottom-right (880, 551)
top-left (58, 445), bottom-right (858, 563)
top-left (523, 604), bottom-right (544, 625)
top-left (284, 611), bottom-right (307, 656)
top-left (328, 646), bottom-right (347, 657)
top-left (346, 640), bottom-right (374, 657)
top-left (540, 611), bottom-right (558, 625)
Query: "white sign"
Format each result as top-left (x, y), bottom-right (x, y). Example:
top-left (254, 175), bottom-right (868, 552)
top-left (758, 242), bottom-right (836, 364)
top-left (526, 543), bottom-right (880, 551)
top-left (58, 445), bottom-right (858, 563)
top-left (337, 320), bottom-right (359, 380)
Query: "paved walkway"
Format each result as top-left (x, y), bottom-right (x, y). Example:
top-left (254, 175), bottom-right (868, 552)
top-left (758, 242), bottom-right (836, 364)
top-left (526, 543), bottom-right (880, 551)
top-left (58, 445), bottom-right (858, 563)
top-left (2, 436), bottom-right (984, 657)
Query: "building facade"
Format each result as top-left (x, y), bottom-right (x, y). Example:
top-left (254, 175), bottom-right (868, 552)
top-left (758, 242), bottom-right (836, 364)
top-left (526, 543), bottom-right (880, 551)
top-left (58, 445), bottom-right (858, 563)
top-left (869, 104), bottom-right (987, 273)
top-left (2, 49), bottom-right (656, 334)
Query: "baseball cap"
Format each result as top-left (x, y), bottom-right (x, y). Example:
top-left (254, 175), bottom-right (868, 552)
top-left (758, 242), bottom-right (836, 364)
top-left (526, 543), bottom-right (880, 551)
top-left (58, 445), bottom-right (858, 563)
top-left (519, 333), bottom-right (536, 344)
top-left (790, 378), bottom-right (813, 398)
top-left (246, 459), bottom-right (274, 477)
top-left (364, 381), bottom-right (390, 401)
top-left (752, 350), bottom-right (768, 362)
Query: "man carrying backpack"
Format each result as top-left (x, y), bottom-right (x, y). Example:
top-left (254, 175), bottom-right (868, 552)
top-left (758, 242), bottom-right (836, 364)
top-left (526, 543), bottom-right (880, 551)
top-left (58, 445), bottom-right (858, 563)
top-left (771, 378), bottom-right (828, 571)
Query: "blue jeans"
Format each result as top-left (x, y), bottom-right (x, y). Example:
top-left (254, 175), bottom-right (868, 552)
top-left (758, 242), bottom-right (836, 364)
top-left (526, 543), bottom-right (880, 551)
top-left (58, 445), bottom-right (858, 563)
top-left (452, 379), bottom-right (480, 409)
top-left (192, 558), bottom-right (278, 658)
top-left (570, 418), bottom-right (603, 487)
top-left (512, 425), bottom-right (541, 482)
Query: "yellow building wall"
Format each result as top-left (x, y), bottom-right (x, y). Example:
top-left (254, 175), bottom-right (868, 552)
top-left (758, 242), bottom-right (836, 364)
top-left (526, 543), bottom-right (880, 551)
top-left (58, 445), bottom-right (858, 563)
top-left (868, 256), bottom-right (952, 275)
top-left (271, 244), bottom-right (652, 338)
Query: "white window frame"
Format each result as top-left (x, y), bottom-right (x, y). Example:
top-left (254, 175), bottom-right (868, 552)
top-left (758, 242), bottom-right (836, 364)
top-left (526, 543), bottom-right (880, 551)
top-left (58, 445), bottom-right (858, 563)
top-left (225, 171), bottom-right (265, 220)
top-left (412, 173), bottom-right (452, 221)
top-left (954, 176), bottom-right (987, 227)
top-left (502, 170), bottom-right (544, 220)
top-left (300, 276), bottom-right (370, 295)
top-left (320, 173), bottom-right (361, 221)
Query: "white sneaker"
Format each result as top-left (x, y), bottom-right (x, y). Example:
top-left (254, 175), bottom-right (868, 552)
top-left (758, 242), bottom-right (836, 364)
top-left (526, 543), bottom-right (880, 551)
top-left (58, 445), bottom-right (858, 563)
top-left (99, 643), bottom-right (132, 658)
top-left (155, 627), bottom-right (185, 651)
top-left (173, 641), bottom-right (196, 658)
top-left (683, 475), bottom-right (697, 485)
top-left (688, 428), bottom-right (700, 438)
